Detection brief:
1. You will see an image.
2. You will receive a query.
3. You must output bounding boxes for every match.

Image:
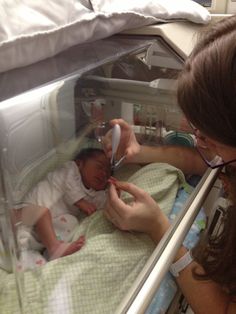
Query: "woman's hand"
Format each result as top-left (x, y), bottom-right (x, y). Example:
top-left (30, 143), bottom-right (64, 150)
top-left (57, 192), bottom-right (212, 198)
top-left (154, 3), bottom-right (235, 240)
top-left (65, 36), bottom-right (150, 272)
top-left (105, 180), bottom-right (170, 243)
top-left (102, 119), bottom-right (141, 163)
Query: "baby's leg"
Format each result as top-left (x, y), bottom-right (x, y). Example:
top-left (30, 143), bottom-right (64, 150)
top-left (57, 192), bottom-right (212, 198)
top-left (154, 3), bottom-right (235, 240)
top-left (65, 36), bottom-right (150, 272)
top-left (12, 206), bottom-right (47, 251)
top-left (14, 205), bottom-right (50, 227)
top-left (34, 208), bottom-right (85, 259)
top-left (14, 206), bottom-right (85, 260)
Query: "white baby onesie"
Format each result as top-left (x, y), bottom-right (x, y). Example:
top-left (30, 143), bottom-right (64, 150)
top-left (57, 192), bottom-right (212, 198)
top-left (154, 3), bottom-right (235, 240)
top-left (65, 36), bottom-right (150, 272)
top-left (24, 160), bottom-right (107, 218)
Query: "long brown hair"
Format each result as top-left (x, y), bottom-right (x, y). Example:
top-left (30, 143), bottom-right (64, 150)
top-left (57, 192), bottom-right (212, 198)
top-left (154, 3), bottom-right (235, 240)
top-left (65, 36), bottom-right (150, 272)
top-left (192, 166), bottom-right (236, 295)
top-left (177, 15), bottom-right (236, 294)
top-left (178, 16), bottom-right (236, 146)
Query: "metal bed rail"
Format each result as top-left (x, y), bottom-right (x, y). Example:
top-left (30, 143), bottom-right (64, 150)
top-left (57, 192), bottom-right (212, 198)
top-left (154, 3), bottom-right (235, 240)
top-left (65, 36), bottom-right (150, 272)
top-left (115, 167), bottom-right (221, 314)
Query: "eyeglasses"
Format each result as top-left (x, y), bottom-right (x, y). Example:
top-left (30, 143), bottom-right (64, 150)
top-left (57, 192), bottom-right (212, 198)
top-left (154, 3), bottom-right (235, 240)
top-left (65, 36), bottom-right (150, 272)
top-left (189, 123), bottom-right (236, 169)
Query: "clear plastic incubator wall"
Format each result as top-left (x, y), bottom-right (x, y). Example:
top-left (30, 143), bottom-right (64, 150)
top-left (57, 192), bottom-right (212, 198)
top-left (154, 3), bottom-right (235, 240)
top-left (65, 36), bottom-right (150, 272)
top-left (0, 24), bottom-right (223, 314)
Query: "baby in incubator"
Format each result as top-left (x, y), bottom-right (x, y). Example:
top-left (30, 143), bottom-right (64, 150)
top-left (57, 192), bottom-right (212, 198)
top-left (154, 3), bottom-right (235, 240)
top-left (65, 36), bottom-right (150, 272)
top-left (15, 148), bottom-right (111, 264)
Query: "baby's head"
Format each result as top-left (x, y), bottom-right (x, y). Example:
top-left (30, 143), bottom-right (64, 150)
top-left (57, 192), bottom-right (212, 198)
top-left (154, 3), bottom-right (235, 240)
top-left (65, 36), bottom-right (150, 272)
top-left (75, 148), bottom-right (111, 191)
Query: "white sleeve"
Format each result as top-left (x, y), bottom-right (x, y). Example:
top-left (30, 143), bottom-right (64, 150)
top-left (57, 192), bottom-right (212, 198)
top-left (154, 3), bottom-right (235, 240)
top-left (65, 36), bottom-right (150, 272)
top-left (93, 190), bottom-right (107, 210)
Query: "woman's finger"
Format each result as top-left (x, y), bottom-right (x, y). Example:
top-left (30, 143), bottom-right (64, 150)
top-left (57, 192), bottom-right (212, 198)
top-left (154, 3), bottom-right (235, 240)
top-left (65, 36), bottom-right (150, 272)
top-left (112, 180), bottom-right (149, 202)
top-left (110, 118), bottom-right (130, 131)
top-left (104, 209), bottom-right (120, 227)
top-left (102, 130), bottom-right (112, 157)
top-left (105, 184), bottom-right (133, 230)
top-left (107, 184), bottom-right (129, 218)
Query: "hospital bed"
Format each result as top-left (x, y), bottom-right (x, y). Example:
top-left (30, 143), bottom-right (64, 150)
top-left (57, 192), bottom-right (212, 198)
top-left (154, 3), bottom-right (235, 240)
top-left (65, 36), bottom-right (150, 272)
top-left (0, 3), bottom-right (229, 313)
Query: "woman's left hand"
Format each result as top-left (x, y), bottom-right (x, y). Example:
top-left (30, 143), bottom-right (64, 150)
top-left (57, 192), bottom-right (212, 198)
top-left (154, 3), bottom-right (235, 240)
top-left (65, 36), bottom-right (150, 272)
top-left (104, 180), bottom-right (170, 243)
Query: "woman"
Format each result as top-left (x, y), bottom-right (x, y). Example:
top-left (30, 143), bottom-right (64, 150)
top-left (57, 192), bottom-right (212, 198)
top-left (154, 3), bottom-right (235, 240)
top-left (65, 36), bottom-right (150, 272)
top-left (104, 15), bottom-right (236, 313)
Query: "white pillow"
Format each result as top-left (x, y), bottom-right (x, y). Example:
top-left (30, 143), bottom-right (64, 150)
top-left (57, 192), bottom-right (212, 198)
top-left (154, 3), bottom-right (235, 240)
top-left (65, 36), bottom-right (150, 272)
top-left (91, 0), bottom-right (211, 24)
top-left (0, 0), bottom-right (210, 74)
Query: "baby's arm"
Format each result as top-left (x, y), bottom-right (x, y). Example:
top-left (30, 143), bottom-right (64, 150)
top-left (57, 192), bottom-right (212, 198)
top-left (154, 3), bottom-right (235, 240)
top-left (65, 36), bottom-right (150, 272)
top-left (74, 198), bottom-right (97, 215)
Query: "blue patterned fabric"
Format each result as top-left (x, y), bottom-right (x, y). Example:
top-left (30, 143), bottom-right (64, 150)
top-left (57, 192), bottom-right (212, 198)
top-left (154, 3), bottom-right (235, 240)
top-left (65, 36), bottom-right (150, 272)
top-left (146, 186), bottom-right (206, 314)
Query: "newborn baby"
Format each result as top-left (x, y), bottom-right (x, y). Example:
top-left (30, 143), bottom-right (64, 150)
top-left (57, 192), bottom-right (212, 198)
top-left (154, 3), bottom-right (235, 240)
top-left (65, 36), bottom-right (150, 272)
top-left (16, 148), bottom-right (111, 261)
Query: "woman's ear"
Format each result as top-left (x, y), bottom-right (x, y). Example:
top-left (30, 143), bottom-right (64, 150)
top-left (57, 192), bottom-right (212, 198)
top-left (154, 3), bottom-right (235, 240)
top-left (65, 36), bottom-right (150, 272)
top-left (204, 137), bottom-right (218, 151)
top-left (219, 172), bottom-right (230, 195)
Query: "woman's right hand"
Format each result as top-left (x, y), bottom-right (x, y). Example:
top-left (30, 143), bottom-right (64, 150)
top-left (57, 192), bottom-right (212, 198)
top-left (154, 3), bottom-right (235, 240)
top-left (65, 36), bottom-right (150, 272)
top-left (102, 119), bottom-right (141, 163)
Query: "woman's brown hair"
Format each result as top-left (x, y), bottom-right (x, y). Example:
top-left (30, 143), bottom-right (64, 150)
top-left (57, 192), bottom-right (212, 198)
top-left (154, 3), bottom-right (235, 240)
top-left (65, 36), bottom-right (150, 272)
top-left (177, 15), bottom-right (236, 294)
top-left (178, 15), bottom-right (236, 146)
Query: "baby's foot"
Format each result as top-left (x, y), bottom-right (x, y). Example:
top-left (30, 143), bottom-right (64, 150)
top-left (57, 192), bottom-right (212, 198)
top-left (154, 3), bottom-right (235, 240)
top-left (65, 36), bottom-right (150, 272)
top-left (48, 236), bottom-right (85, 260)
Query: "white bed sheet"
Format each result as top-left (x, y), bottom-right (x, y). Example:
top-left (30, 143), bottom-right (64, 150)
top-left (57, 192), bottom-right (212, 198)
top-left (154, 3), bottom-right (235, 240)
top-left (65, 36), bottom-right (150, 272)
top-left (0, 0), bottom-right (210, 73)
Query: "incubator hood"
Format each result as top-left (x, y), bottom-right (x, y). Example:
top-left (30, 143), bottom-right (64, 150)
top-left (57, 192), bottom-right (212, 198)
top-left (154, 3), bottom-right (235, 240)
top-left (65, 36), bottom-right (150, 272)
top-left (0, 19), bottom-right (222, 314)
top-left (0, 20), bottom-right (203, 102)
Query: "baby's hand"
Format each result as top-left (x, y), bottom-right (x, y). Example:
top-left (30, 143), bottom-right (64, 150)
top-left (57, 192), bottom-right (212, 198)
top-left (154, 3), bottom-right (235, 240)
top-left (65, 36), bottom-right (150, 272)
top-left (76, 199), bottom-right (97, 215)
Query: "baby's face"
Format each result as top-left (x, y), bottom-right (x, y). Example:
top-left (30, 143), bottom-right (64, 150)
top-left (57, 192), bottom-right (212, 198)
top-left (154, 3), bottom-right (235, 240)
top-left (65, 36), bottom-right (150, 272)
top-left (80, 154), bottom-right (111, 191)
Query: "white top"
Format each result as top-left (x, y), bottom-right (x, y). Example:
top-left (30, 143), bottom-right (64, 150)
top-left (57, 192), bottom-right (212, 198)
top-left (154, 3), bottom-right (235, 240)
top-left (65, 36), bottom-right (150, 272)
top-left (24, 161), bottom-right (107, 218)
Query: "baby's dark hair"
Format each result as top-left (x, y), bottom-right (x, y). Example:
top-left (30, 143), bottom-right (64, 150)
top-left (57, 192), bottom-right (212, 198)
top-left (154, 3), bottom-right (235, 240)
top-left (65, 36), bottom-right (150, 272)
top-left (74, 148), bottom-right (105, 162)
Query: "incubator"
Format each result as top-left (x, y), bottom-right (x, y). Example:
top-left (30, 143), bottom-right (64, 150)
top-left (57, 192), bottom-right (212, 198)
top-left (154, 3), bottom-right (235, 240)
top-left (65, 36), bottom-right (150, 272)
top-left (0, 19), bottom-right (224, 314)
